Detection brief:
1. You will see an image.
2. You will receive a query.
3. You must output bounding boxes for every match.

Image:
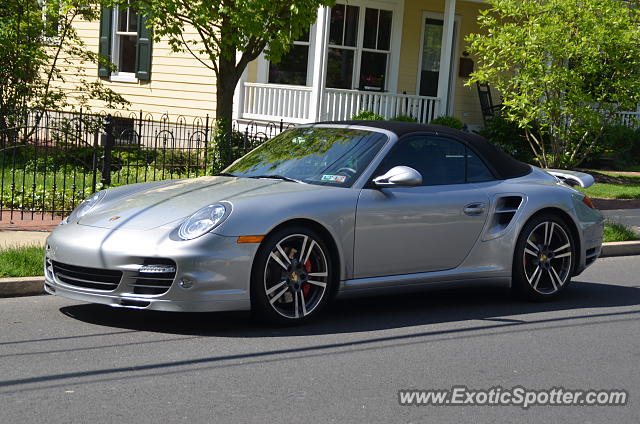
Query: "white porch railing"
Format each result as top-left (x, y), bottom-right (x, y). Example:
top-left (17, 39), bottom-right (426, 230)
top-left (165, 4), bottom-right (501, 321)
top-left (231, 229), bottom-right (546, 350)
top-left (322, 89), bottom-right (441, 124)
top-left (323, 88), bottom-right (440, 124)
top-left (618, 109), bottom-right (640, 128)
top-left (242, 83), bottom-right (312, 123)
top-left (239, 83), bottom-right (442, 124)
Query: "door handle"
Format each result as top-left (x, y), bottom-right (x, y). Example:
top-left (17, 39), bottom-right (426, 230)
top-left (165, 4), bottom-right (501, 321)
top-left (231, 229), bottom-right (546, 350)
top-left (463, 203), bottom-right (486, 216)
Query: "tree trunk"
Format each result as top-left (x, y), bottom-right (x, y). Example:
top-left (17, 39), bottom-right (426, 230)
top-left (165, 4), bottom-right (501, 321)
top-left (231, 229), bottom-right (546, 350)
top-left (216, 53), bottom-right (239, 166)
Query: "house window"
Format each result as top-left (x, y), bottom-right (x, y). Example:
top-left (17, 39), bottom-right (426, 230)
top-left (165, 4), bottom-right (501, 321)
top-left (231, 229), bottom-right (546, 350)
top-left (326, 3), bottom-right (393, 91)
top-left (39, 0), bottom-right (60, 41)
top-left (327, 4), bottom-right (359, 89)
top-left (98, 4), bottom-right (152, 81)
top-left (268, 30), bottom-right (311, 86)
top-left (113, 6), bottom-right (138, 75)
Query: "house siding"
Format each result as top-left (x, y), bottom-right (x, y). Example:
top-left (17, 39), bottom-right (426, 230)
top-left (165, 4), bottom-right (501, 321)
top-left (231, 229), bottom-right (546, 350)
top-left (397, 0), bottom-right (488, 127)
top-left (52, 17), bottom-right (217, 120)
top-left (58, 2), bottom-right (490, 126)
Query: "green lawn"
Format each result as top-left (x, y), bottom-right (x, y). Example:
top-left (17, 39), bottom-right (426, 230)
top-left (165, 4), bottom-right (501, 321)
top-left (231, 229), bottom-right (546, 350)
top-left (0, 165), bottom-right (209, 212)
top-left (0, 166), bottom-right (206, 191)
top-left (580, 183), bottom-right (640, 199)
top-left (577, 170), bottom-right (640, 199)
top-left (604, 222), bottom-right (639, 242)
top-left (0, 246), bottom-right (45, 277)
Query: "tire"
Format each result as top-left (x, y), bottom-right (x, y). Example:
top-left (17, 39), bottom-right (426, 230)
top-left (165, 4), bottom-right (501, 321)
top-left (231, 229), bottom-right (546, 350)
top-left (250, 226), bottom-right (334, 325)
top-left (512, 213), bottom-right (576, 300)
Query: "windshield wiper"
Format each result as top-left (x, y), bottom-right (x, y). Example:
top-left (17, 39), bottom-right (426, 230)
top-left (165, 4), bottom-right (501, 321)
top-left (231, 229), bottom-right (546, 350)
top-left (248, 175), bottom-right (305, 184)
top-left (214, 172), bottom-right (237, 177)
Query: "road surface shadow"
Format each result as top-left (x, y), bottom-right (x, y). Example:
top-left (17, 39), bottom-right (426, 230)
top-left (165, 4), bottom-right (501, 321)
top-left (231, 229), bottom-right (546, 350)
top-left (59, 280), bottom-right (640, 337)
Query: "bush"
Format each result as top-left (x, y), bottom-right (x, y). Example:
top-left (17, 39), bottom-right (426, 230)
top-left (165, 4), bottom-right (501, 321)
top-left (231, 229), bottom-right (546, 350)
top-left (207, 129), bottom-right (254, 174)
top-left (0, 185), bottom-right (93, 212)
top-left (390, 114), bottom-right (418, 122)
top-left (588, 125), bottom-right (640, 168)
top-left (351, 110), bottom-right (385, 120)
top-left (478, 114), bottom-right (534, 164)
top-left (429, 116), bottom-right (464, 130)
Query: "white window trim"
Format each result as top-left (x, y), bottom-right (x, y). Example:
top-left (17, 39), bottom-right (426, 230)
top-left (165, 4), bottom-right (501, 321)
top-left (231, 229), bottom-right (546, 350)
top-left (415, 11), bottom-right (461, 113)
top-left (110, 73), bottom-right (138, 83)
top-left (326, 0), bottom-right (403, 92)
top-left (40, 0), bottom-right (61, 46)
top-left (110, 7), bottom-right (138, 83)
top-left (257, 23), bottom-right (317, 86)
top-left (257, 0), bottom-right (403, 92)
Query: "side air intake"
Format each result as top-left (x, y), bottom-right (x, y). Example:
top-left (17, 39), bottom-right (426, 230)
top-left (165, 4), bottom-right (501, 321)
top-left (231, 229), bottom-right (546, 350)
top-left (484, 196), bottom-right (524, 239)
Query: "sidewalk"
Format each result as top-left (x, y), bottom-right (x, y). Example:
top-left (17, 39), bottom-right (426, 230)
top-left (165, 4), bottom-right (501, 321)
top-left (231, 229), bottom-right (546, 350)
top-left (0, 211), bottom-right (62, 231)
top-left (0, 231), bottom-right (50, 249)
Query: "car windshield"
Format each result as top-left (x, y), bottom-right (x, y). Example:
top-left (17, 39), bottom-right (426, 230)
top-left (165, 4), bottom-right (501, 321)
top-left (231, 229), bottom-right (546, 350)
top-left (224, 127), bottom-right (388, 187)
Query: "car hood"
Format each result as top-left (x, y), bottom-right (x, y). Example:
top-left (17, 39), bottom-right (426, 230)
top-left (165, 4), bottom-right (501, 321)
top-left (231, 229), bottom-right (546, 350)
top-left (77, 176), bottom-right (330, 230)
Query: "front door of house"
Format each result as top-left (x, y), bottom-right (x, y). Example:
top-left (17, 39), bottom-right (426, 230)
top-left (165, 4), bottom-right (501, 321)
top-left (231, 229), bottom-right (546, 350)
top-left (418, 15), bottom-right (457, 109)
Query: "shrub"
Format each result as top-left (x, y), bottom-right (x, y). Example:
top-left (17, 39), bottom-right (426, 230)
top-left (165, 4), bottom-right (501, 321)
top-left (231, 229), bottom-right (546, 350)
top-left (478, 114), bottom-right (534, 163)
top-left (592, 125), bottom-right (640, 168)
top-left (429, 115), bottom-right (464, 130)
top-left (207, 129), bottom-right (253, 174)
top-left (351, 110), bottom-right (385, 120)
top-left (390, 114), bottom-right (417, 122)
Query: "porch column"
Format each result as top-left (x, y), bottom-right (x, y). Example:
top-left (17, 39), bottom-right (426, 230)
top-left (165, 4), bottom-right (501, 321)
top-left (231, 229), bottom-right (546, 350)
top-left (309, 6), bottom-right (330, 122)
top-left (437, 0), bottom-right (456, 117)
top-left (232, 53), bottom-right (247, 120)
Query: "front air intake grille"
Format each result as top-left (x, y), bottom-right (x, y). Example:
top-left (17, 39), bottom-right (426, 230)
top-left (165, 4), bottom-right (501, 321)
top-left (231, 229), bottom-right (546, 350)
top-left (51, 261), bottom-right (122, 291)
top-left (129, 260), bottom-right (177, 295)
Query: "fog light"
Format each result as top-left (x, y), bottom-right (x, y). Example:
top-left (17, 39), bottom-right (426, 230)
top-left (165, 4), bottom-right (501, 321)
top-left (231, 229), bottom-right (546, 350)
top-left (139, 264), bottom-right (176, 273)
top-left (179, 278), bottom-right (194, 289)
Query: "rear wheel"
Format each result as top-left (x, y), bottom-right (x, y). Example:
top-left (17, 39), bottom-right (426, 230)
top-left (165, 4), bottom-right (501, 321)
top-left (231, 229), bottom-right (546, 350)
top-left (513, 214), bottom-right (576, 300)
top-left (251, 227), bottom-right (333, 324)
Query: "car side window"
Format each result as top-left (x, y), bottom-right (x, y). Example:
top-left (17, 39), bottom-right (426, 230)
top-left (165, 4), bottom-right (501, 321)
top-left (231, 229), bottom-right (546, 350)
top-left (466, 148), bottom-right (494, 183)
top-left (376, 135), bottom-right (494, 186)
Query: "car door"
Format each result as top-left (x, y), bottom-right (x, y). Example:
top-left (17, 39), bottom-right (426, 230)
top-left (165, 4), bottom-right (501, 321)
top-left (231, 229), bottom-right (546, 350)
top-left (353, 134), bottom-right (495, 279)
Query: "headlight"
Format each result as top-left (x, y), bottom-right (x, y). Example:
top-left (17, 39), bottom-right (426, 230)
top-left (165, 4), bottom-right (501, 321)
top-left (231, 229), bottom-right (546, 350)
top-left (178, 204), bottom-right (227, 240)
top-left (61, 191), bottom-right (106, 225)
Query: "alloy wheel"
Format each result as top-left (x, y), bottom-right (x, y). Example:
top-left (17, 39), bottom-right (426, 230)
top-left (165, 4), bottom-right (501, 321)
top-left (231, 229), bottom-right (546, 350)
top-left (263, 234), bottom-right (329, 319)
top-left (522, 221), bottom-right (573, 295)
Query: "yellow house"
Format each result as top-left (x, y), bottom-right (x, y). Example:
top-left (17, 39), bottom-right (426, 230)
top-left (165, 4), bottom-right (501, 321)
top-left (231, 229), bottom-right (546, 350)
top-left (69, 0), bottom-right (491, 129)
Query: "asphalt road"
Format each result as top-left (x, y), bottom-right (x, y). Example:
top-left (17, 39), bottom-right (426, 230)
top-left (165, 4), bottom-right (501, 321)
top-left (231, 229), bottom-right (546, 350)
top-left (1, 256), bottom-right (639, 424)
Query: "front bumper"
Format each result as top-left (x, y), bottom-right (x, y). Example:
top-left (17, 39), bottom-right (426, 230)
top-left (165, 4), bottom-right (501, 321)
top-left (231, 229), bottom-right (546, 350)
top-left (44, 222), bottom-right (258, 312)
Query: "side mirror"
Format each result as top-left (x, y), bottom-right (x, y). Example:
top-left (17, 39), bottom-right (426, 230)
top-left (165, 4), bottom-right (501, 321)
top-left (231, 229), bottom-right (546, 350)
top-left (372, 166), bottom-right (422, 187)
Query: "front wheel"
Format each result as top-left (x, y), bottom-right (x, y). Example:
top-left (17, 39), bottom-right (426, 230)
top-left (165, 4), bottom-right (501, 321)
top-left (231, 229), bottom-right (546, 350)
top-left (251, 227), bottom-right (333, 324)
top-left (512, 214), bottom-right (576, 300)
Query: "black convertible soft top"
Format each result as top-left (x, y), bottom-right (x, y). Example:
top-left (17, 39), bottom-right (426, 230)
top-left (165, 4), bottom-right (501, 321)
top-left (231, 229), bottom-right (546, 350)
top-left (317, 120), bottom-right (532, 180)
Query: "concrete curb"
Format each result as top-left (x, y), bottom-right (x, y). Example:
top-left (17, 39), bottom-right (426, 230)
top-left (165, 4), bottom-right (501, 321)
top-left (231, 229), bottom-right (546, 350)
top-left (0, 276), bottom-right (45, 298)
top-left (600, 241), bottom-right (640, 258)
top-left (1, 241), bottom-right (639, 298)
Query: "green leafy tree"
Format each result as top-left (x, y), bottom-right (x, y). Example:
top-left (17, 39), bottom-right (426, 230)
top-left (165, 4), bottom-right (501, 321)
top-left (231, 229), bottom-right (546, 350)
top-left (130, 0), bottom-right (335, 140)
top-left (466, 0), bottom-right (640, 168)
top-left (0, 0), bottom-right (127, 133)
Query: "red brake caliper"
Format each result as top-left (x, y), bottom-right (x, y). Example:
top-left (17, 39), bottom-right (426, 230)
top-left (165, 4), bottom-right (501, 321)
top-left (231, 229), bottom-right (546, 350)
top-left (302, 259), bottom-right (312, 297)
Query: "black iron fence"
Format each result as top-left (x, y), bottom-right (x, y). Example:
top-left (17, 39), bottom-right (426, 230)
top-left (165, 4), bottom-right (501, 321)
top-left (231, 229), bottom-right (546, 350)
top-left (0, 109), bottom-right (293, 220)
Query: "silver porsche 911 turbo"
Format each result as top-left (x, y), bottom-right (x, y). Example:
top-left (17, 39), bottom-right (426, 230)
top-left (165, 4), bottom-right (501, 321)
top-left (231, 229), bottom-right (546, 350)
top-left (44, 121), bottom-right (604, 323)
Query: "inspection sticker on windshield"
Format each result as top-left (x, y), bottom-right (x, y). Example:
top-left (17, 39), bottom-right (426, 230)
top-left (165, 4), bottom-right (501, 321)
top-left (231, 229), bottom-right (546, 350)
top-left (321, 174), bottom-right (347, 183)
